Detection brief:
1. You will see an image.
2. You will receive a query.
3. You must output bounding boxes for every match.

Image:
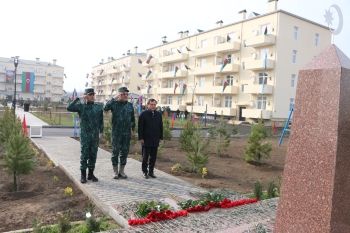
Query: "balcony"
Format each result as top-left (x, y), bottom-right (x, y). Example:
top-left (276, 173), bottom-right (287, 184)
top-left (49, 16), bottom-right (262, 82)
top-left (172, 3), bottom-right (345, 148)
top-left (52, 81), bottom-right (62, 86)
top-left (159, 53), bottom-right (189, 63)
top-left (52, 89), bottom-right (62, 94)
top-left (35, 72), bottom-right (46, 77)
top-left (108, 67), bottom-right (120, 73)
top-left (0, 86), bottom-right (5, 91)
top-left (245, 59), bottom-right (274, 70)
top-left (195, 86), bottom-right (239, 94)
top-left (120, 66), bottom-right (130, 72)
top-left (34, 89), bottom-right (45, 94)
top-left (190, 63), bottom-right (239, 75)
top-left (142, 73), bottom-right (154, 81)
top-left (244, 85), bottom-right (273, 95)
top-left (245, 34), bottom-right (276, 48)
top-left (158, 88), bottom-right (178, 94)
top-left (123, 78), bottom-right (130, 84)
top-left (191, 41), bottom-right (241, 58)
top-left (192, 106), bottom-right (237, 116)
top-left (141, 88), bottom-right (153, 95)
top-left (158, 70), bottom-right (188, 79)
top-left (142, 60), bottom-right (155, 67)
top-left (53, 73), bottom-right (62, 78)
top-left (34, 79), bottom-right (46, 85)
top-left (242, 109), bottom-right (272, 119)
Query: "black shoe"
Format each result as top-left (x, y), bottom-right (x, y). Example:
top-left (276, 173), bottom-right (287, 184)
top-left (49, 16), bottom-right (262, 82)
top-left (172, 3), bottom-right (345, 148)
top-left (87, 169), bottom-right (98, 182)
top-left (81, 170), bottom-right (87, 183)
top-left (149, 173), bottom-right (157, 178)
top-left (143, 173), bottom-right (148, 179)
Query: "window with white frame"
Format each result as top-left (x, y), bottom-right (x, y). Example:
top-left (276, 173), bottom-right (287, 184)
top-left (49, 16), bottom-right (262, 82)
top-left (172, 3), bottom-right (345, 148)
top-left (226, 75), bottom-right (234, 85)
top-left (290, 98), bottom-right (294, 110)
top-left (18, 67), bottom-right (23, 73)
top-left (169, 64), bottom-right (175, 71)
top-left (127, 60), bottom-right (130, 67)
top-left (37, 69), bottom-right (43, 73)
top-left (292, 50), bottom-right (297, 63)
top-left (294, 26), bottom-right (298, 40)
top-left (199, 77), bottom-right (205, 87)
top-left (181, 45), bottom-right (186, 52)
top-left (315, 33), bottom-right (319, 46)
top-left (260, 24), bottom-right (270, 35)
top-left (169, 80), bottom-right (174, 88)
top-left (201, 40), bottom-right (207, 48)
top-left (198, 96), bottom-right (204, 106)
top-left (54, 70), bottom-right (61, 75)
top-left (46, 90), bottom-right (51, 93)
top-left (7, 87), bottom-right (13, 91)
top-left (47, 82), bottom-right (51, 85)
top-left (259, 73), bottom-right (268, 85)
top-left (241, 84), bottom-right (247, 92)
top-left (168, 96), bottom-right (172, 104)
top-left (291, 74), bottom-right (296, 88)
top-left (29, 68), bottom-right (34, 72)
top-left (211, 97), bottom-right (214, 107)
top-left (200, 59), bottom-right (206, 67)
top-left (0, 65), bottom-right (3, 70)
top-left (257, 97), bottom-right (266, 110)
top-left (224, 96), bottom-right (232, 108)
top-left (260, 48), bottom-right (269, 59)
top-left (171, 48), bottom-right (176, 55)
top-left (178, 96), bottom-right (182, 105)
top-left (180, 62), bottom-right (185, 70)
top-left (228, 54), bottom-right (234, 64)
top-left (179, 80), bottom-right (183, 89)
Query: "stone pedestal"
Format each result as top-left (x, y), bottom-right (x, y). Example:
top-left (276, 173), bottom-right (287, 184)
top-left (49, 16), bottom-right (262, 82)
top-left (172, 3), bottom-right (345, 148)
top-left (275, 45), bottom-right (350, 233)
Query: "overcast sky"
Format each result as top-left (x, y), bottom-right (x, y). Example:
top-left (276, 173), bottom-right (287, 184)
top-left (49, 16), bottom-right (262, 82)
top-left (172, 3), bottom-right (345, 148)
top-left (0, 0), bottom-right (348, 93)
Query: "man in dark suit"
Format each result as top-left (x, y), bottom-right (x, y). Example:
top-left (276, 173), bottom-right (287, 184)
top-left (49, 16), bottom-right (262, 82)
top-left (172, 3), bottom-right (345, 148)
top-left (138, 99), bottom-right (163, 179)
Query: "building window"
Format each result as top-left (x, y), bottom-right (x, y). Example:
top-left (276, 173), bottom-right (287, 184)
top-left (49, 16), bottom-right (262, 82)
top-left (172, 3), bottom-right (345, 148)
top-left (0, 65), bottom-right (3, 70)
top-left (199, 77), bottom-right (205, 87)
top-left (228, 54), bottom-right (234, 64)
top-left (179, 80), bottom-right (183, 89)
top-left (18, 67), bottom-right (23, 73)
top-left (127, 60), bottom-right (130, 67)
top-left (46, 90), bottom-right (51, 93)
top-left (55, 70), bottom-right (61, 75)
top-left (292, 50), bottom-right (297, 64)
top-left (315, 33), bottom-right (319, 46)
top-left (259, 73), bottom-right (268, 85)
top-left (180, 62), bottom-right (185, 70)
top-left (242, 62), bottom-right (245, 69)
top-left (7, 87), bottom-right (13, 91)
top-left (171, 48), bottom-right (176, 55)
top-left (181, 45), bottom-right (186, 53)
top-left (291, 74), bottom-right (296, 88)
top-left (201, 40), bottom-right (207, 48)
top-left (47, 82), bottom-right (51, 85)
top-left (198, 96), bottom-right (204, 106)
top-left (200, 59), bottom-right (206, 67)
top-left (29, 68), bottom-right (34, 72)
top-left (243, 40), bottom-right (247, 47)
top-left (169, 64), bottom-right (175, 71)
top-left (169, 80), bottom-right (173, 88)
top-left (260, 48), bottom-right (269, 59)
top-left (294, 26), bottom-right (298, 40)
top-left (168, 96), bottom-right (172, 105)
top-left (178, 96), bottom-right (182, 105)
top-left (257, 97), bottom-right (266, 110)
top-left (226, 75), bottom-right (234, 85)
top-left (290, 98), bottom-right (294, 110)
top-left (224, 96), bottom-right (232, 108)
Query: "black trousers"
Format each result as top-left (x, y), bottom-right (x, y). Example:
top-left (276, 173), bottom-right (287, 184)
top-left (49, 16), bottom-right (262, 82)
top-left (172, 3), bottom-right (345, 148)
top-left (142, 146), bottom-right (158, 174)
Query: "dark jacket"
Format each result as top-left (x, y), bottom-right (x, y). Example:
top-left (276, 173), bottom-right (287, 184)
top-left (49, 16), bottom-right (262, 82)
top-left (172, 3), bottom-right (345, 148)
top-left (138, 110), bottom-right (163, 147)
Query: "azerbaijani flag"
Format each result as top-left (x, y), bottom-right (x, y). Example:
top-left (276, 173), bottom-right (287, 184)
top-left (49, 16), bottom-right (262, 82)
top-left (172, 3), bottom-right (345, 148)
top-left (111, 88), bottom-right (115, 95)
top-left (177, 49), bottom-right (181, 54)
top-left (145, 69), bottom-right (152, 79)
top-left (86, 73), bottom-right (89, 79)
top-left (91, 72), bottom-right (94, 75)
top-left (264, 26), bottom-right (268, 35)
top-left (138, 72), bottom-right (142, 78)
top-left (100, 69), bottom-right (104, 75)
top-left (85, 82), bottom-right (88, 87)
top-left (146, 55), bottom-right (153, 64)
top-left (186, 46), bottom-right (191, 51)
top-left (147, 84), bottom-right (152, 93)
top-left (264, 53), bottom-right (267, 69)
top-left (21, 72), bottom-right (34, 93)
top-left (138, 58), bottom-right (142, 64)
top-left (222, 81), bottom-right (228, 93)
top-left (72, 88), bottom-right (78, 100)
top-left (220, 58), bottom-right (229, 72)
top-left (185, 65), bottom-right (190, 70)
top-left (113, 65), bottom-right (116, 69)
top-left (227, 34), bottom-right (231, 42)
top-left (174, 83), bottom-right (178, 94)
top-left (262, 76), bottom-right (266, 94)
top-left (174, 66), bottom-right (179, 77)
top-left (182, 83), bottom-right (187, 95)
top-left (137, 96), bottom-right (143, 116)
top-left (111, 77), bottom-right (115, 83)
top-left (64, 74), bottom-right (67, 79)
top-left (136, 85), bottom-right (141, 91)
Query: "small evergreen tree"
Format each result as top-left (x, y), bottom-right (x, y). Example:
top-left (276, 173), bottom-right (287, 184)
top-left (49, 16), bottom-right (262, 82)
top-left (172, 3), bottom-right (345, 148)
top-left (244, 113), bottom-right (272, 166)
top-left (162, 117), bottom-right (172, 143)
top-left (2, 133), bottom-right (37, 191)
top-left (157, 141), bottom-right (166, 159)
top-left (254, 180), bottom-right (263, 200)
top-left (179, 120), bottom-right (196, 151)
top-left (57, 209), bottom-right (71, 233)
top-left (208, 113), bottom-right (231, 156)
top-left (267, 179), bottom-right (277, 198)
top-left (0, 107), bottom-right (23, 145)
top-left (85, 202), bottom-right (101, 232)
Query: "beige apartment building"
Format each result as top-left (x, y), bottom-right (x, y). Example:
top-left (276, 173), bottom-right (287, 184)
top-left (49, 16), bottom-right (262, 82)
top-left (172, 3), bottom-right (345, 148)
top-left (141, 0), bottom-right (331, 123)
top-left (91, 47), bottom-right (146, 102)
top-left (0, 57), bottom-right (64, 102)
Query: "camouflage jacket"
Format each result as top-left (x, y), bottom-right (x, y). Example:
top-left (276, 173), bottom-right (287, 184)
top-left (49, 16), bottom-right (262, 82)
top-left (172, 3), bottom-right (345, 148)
top-left (103, 99), bottom-right (135, 135)
top-left (66, 98), bottom-right (104, 139)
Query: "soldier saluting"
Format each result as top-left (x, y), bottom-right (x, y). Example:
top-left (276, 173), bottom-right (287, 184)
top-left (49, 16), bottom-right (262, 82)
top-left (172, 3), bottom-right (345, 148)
top-left (104, 87), bottom-right (135, 179)
top-left (67, 88), bottom-right (104, 183)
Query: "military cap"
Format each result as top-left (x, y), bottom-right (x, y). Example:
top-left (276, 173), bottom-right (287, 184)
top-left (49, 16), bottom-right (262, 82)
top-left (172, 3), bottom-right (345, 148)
top-left (118, 87), bottom-right (129, 92)
top-left (84, 88), bottom-right (96, 94)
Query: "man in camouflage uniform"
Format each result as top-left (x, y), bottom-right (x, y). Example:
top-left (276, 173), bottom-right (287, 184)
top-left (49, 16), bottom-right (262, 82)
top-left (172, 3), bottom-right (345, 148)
top-left (67, 88), bottom-right (104, 183)
top-left (104, 87), bottom-right (135, 179)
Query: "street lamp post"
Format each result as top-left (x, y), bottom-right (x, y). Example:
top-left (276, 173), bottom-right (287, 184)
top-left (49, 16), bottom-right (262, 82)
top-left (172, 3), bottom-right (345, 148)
top-left (190, 86), bottom-right (196, 118)
top-left (13, 57), bottom-right (19, 111)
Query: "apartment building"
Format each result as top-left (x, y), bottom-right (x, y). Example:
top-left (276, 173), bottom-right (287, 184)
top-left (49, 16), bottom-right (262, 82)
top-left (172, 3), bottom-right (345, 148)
top-left (0, 57), bottom-right (64, 102)
top-left (141, 0), bottom-right (331, 123)
top-left (91, 47), bottom-right (146, 102)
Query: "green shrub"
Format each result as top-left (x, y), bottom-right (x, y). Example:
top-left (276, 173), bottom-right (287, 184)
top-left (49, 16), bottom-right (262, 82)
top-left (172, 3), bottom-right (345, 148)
top-left (267, 179), bottom-right (277, 198)
top-left (0, 107), bottom-right (23, 145)
top-left (57, 209), bottom-right (71, 233)
top-left (179, 120), bottom-right (196, 151)
top-left (254, 181), bottom-right (263, 200)
top-left (162, 117), bottom-right (172, 142)
top-left (85, 203), bottom-right (101, 232)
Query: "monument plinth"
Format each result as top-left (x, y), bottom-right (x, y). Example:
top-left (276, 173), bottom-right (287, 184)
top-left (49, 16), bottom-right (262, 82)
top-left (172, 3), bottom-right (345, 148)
top-left (275, 45), bottom-right (350, 232)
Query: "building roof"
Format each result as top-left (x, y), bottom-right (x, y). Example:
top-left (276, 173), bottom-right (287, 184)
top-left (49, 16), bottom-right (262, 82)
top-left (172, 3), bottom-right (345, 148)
top-left (238, 9), bottom-right (247, 13)
top-left (146, 9), bottom-right (330, 51)
top-left (92, 53), bottom-right (147, 68)
top-left (0, 57), bottom-right (64, 68)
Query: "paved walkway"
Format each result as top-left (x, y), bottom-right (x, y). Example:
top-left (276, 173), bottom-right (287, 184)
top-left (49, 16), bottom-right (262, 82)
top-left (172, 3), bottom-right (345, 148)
top-left (31, 137), bottom-right (204, 216)
top-left (15, 108), bottom-right (48, 126)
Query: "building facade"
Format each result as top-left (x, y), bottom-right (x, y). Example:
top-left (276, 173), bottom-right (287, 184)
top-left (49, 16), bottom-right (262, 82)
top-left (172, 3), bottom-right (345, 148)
top-left (0, 57), bottom-right (64, 102)
top-left (91, 48), bottom-right (146, 102)
top-left (141, 0), bottom-right (331, 123)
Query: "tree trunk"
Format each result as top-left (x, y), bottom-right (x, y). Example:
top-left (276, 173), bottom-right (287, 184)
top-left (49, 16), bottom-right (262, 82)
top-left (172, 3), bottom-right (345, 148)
top-left (14, 171), bottom-right (17, 191)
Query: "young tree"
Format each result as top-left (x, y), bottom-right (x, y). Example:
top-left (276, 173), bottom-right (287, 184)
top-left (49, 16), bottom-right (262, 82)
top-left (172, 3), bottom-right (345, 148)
top-left (162, 117), bottom-right (172, 143)
top-left (103, 115), bottom-right (112, 148)
top-left (179, 120), bottom-right (196, 151)
top-left (208, 113), bottom-right (231, 156)
top-left (0, 107), bottom-right (23, 146)
top-left (2, 133), bottom-right (37, 191)
top-left (244, 113), bottom-right (272, 166)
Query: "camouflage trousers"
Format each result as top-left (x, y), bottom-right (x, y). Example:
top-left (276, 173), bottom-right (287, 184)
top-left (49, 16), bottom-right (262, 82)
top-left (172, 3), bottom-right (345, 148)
top-left (111, 134), bottom-right (130, 166)
top-left (80, 139), bottom-right (99, 170)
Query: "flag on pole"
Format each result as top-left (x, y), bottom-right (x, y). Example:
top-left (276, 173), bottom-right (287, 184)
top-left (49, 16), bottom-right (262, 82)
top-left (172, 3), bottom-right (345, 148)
top-left (113, 65), bottom-right (116, 69)
top-left (147, 84), bottom-right (152, 94)
top-left (85, 82), bottom-right (88, 87)
top-left (174, 83), bottom-right (178, 93)
top-left (186, 46), bottom-right (191, 51)
top-left (146, 55), bottom-right (153, 64)
top-left (100, 69), bottom-right (104, 75)
top-left (136, 85), bottom-right (141, 91)
top-left (264, 53), bottom-right (267, 69)
top-left (138, 72), bottom-right (142, 78)
top-left (138, 58), bottom-right (142, 64)
top-left (174, 66), bottom-right (179, 77)
top-left (171, 115), bottom-right (174, 127)
top-left (111, 88), bottom-right (115, 95)
top-left (72, 88), bottom-right (78, 100)
top-left (145, 69), bottom-right (152, 79)
top-left (262, 76), bottom-right (266, 94)
top-left (62, 81), bottom-right (64, 84)
top-left (220, 58), bottom-right (229, 72)
top-left (86, 73), bottom-right (89, 79)
top-left (222, 81), bottom-right (228, 93)
top-left (273, 122), bottom-right (277, 134)
top-left (91, 72), bottom-right (94, 75)
top-left (63, 90), bottom-right (66, 94)
top-left (177, 49), bottom-right (182, 54)
top-left (185, 65), bottom-right (190, 70)
top-left (129, 95), bottom-right (134, 106)
top-left (227, 34), bottom-right (231, 42)
top-left (174, 113), bottom-right (177, 120)
top-left (22, 114), bottom-right (28, 136)
top-left (100, 90), bottom-right (103, 94)
top-left (182, 83), bottom-right (187, 95)
top-left (137, 96), bottom-right (143, 116)
top-left (74, 117), bottom-right (79, 137)
top-left (64, 74), bottom-right (67, 79)
top-left (111, 77), bottom-right (115, 83)
top-left (123, 64), bottom-right (126, 67)
top-left (264, 26), bottom-right (268, 35)
top-left (21, 72), bottom-right (34, 93)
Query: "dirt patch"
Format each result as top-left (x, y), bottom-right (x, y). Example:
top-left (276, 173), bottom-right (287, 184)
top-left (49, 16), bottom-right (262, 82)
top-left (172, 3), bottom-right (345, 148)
top-left (96, 137), bottom-right (288, 194)
top-left (0, 144), bottom-right (105, 232)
